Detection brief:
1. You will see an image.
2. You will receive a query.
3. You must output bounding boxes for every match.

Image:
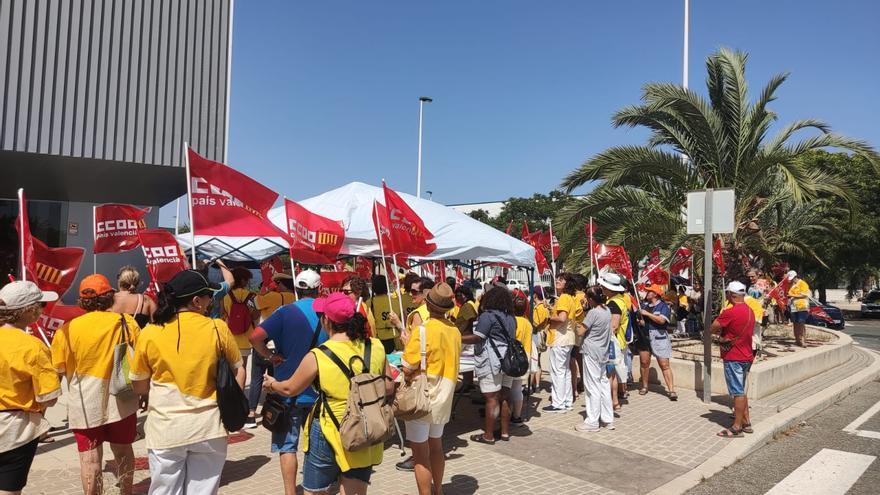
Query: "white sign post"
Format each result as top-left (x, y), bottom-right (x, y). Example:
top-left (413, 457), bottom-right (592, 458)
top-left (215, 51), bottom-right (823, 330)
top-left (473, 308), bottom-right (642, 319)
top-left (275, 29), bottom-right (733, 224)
top-left (687, 188), bottom-right (735, 404)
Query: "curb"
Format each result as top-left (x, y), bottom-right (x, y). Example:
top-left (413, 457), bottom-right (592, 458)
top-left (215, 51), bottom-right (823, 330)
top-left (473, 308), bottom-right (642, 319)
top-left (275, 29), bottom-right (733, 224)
top-left (648, 346), bottom-right (880, 495)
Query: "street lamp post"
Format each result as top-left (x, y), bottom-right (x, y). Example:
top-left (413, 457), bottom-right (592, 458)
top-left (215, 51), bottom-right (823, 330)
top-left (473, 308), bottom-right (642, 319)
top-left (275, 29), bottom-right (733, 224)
top-left (416, 96), bottom-right (433, 199)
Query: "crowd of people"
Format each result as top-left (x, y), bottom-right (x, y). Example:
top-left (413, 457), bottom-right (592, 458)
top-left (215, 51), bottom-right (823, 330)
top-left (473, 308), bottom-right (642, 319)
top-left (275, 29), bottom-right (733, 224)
top-left (0, 257), bottom-right (813, 494)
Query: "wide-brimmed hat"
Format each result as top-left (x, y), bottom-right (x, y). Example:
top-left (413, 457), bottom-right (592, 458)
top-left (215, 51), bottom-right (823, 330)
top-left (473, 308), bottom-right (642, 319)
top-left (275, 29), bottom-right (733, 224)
top-left (426, 282), bottom-right (455, 312)
top-left (598, 273), bottom-right (625, 292)
top-left (0, 281), bottom-right (58, 310)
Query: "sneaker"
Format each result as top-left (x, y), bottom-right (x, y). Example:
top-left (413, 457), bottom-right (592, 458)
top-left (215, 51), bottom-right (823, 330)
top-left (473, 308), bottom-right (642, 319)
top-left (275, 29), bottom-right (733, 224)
top-left (600, 422), bottom-right (616, 430)
top-left (565, 405), bottom-right (574, 411)
top-left (243, 416), bottom-right (258, 429)
top-left (542, 405), bottom-right (567, 413)
top-left (395, 457), bottom-right (415, 472)
top-left (575, 423), bottom-right (600, 433)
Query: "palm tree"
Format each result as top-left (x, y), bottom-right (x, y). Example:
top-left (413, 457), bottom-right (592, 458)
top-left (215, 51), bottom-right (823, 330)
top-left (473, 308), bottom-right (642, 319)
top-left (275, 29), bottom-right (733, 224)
top-left (556, 48), bottom-right (879, 278)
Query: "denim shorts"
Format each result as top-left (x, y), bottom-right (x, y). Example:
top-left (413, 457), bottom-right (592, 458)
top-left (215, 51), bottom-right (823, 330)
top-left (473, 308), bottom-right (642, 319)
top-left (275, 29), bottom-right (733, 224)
top-left (270, 404), bottom-right (310, 454)
top-left (723, 360), bottom-right (752, 397)
top-left (302, 419), bottom-right (372, 492)
top-left (791, 310), bottom-right (808, 324)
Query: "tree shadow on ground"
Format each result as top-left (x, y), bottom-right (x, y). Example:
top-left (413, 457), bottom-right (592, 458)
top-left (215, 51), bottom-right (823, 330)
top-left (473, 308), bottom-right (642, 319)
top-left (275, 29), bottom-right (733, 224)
top-left (220, 454), bottom-right (272, 486)
top-left (442, 474), bottom-right (480, 495)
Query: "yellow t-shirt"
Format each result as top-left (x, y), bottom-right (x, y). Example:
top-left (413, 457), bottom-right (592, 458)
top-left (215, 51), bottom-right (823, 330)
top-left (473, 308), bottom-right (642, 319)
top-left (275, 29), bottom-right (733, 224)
top-left (551, 293), bottom-right (583, 347)
top-left (574, 291), bottom-right (587, 324)
top-left (305, 338), bottom-right (386, 472)
top-left (0, 326), bottom-right (61, 452)
top-left (400, 292), bottom-right (416, 318)
top-left (608, 293), bottom-right (630, 350)
top-left (724, 296), bottom-right (764, 322)
top-left (678, 295), bottom-right (689, 310)
top-left (406, 304), bottom-right (430, 332)
top-left (255, 290), bottom-right (295, 321)
top-left (403, 318), bottom-right (462, 424)
top-left (130, 312), bottom-right (243, 449)
top-left (788, 279), bottom-right (810, 312)
top-left (223, 288), bottom-right (256, 350)
top-left (514, 316), bottom-right (533, 365)
top-left (51, 311), bottom-right (140, 429)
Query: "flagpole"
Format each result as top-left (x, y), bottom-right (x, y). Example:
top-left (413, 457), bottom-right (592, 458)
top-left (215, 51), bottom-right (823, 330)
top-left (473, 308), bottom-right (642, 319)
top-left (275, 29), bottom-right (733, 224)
top-left (547, 218), bottom-right (558, 297)
top-left (284, 197), bottom-right (299, 301)
top-left (183, 142), bottom-right (197, 268)
top-left (175, 198), bottom-right (181, 236)
top-left (92, 206), bottom-right (98, 274)
top-left (18, 188), bottom-right (26, 281)
top-left (373, 202), bottom-right (398, 322)
top-left (588, 217), bottom-right (597, 284)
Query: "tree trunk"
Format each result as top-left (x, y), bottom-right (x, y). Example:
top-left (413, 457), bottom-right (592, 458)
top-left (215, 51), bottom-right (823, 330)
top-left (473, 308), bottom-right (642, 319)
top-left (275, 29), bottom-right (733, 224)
top-left (818, 284), bottom-right (827, 304)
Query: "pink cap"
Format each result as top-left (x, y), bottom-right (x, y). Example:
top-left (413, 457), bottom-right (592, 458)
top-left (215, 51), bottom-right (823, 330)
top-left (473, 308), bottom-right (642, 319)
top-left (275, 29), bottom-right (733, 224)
top-left (312, 292), bottom-right (355, 324)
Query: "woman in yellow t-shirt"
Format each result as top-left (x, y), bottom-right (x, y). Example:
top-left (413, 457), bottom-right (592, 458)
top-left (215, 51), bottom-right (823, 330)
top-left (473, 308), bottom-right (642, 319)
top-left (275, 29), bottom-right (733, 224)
top-left (511, 295), bottom-right (533, 424)
top-left (130, 269), bottom-right (245, 494)
top-left (0, 282), bottom-right (61, 494)
top-left (544, 274), bottom-right (582, 412)
top-left (264, 292), bottom-right (394, 494)
top-left (222, 267), bottom-right (259, 364)
top-left (530, 287), bottom-right (551, 391)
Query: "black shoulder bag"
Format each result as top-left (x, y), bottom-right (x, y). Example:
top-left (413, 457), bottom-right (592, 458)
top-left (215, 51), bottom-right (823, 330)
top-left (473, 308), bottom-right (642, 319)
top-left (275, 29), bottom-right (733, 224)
top-left (262, 325), bottom-right (323, 434)
top-left (212, 322), bottom-right (249, 432)
top-left (488, 314), bottom-right (529, 377)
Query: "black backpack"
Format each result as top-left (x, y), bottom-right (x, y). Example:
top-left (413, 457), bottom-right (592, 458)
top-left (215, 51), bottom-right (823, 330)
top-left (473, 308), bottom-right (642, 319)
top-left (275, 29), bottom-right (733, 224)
top-left (488, 314), bottom-right (529, 377)
top-left (212, 322), bottom-right (249, 432)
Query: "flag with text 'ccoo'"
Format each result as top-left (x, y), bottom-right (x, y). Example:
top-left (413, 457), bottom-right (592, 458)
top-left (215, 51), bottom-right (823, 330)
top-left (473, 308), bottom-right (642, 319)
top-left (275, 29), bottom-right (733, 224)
top-left (284, 199), bottom-right (345, 265)
top-left (93, 204), bottom-right (151, 254)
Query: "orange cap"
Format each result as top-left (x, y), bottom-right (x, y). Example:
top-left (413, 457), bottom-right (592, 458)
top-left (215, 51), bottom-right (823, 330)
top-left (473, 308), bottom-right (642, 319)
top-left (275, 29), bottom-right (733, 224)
top-left (643, 284), bottom-right (666, 297)
top-left (79, 274), bottom-right (114, 298)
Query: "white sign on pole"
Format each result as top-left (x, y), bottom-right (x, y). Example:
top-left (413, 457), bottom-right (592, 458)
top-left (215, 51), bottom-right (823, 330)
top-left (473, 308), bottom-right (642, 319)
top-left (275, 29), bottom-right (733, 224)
top-left (686, 189), bottom-right (735, 234)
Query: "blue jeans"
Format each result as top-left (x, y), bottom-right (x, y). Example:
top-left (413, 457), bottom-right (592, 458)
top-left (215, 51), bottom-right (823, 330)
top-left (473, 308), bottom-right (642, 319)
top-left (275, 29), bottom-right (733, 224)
top-left (270, 404), bottom-right (310, 454)
top-left (302, 419), bottom-right (372, 492)
top-left (723, 360), bottom-right (752, 397)
top-left (791, 310), bottom-right (808, 324)
top-left (249, 355), bottom-right (271, 411)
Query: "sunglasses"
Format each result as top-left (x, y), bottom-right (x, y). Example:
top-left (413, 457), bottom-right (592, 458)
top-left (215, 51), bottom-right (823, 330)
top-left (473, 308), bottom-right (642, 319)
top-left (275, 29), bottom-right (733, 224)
top-left (340, 289), bottom-right (354, 295)
top-left (410, 289), bottom-right (423, 295)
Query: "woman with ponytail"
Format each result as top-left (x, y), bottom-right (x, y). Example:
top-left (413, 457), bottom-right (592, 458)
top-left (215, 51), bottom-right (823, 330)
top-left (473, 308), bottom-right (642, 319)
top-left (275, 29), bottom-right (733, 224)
top-left (129, 270), bottom-right (246, 494)
top-left (264, 292), bottom-right (394, 495)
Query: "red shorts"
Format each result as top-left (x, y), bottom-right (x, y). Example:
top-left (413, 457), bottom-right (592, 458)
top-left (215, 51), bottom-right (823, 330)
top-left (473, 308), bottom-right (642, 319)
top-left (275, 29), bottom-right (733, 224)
top-left (72, 414), bottom-right (137, 452)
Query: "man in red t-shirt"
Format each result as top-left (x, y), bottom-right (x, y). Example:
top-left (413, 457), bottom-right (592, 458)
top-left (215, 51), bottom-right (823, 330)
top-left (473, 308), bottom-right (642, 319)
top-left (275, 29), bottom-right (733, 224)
top-left (711, 281), bottom-right (756, 438)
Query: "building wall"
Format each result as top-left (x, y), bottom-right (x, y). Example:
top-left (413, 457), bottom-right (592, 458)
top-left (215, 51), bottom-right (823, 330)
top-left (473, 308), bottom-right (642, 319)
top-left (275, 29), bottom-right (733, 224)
top-left (0, 0), bottom-right (232, 166)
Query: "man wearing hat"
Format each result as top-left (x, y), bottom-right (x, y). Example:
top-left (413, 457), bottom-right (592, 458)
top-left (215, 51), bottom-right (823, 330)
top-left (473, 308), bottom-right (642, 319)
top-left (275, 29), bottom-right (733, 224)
top-left (637, 284), bottom-right (677, 400)
top-left (710, 281), bottom-right (755, 437)
top-left (400, 283), bottom-right (461, 492)
top-left (599, 273), bottom-right (631, 412)
top-left (0, 281), bottom-right (61, 494)
top-left (786, 271), bottom-right (810, 347)
top-left (249, 269), bottom-right (327, 494)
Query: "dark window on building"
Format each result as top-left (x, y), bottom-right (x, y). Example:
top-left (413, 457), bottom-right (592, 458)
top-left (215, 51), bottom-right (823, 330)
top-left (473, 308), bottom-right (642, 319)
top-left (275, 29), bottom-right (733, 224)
top-left (0, 199), bottom-right (66, 282)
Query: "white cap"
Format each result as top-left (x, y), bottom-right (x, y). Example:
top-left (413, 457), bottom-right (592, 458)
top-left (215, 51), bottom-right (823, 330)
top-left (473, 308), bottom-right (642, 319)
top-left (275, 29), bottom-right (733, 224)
top-left (295, 269), bottom-right (321, 290)
top-left (787, 270), bottom-right (798, 281)
top-left (0, 281), bottom-right (59, 310)
top-left (598, 273), bottom-right (625, 292)
top-left (725, 281), bottom-right (747, 295)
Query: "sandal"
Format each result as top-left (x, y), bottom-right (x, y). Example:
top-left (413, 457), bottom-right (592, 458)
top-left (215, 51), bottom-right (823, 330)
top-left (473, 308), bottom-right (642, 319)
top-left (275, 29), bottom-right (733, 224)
top-left (742, 423), bottom-right (754, 434)
top-left (716, 427), bottom-right (743, 438)
top-left (469, 434), bottom-right (495, 445)
top-left (668, 392), bottom-right (678, 401)
top-left (638, 388), bottom-right (649, 396)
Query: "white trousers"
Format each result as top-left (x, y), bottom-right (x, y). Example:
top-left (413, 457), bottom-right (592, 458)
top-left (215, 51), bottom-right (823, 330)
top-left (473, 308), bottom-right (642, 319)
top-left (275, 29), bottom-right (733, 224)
top-left (148, 437), bottom-right (228, 495)
top-left (582, 355), bottom-right (613, 428)
top-left (549, 345), bottom-right (573, 408)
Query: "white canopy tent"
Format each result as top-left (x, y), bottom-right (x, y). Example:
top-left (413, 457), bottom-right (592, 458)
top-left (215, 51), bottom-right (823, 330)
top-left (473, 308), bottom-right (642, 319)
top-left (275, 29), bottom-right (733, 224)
top-left (177, 182), bottom-right (536, 267)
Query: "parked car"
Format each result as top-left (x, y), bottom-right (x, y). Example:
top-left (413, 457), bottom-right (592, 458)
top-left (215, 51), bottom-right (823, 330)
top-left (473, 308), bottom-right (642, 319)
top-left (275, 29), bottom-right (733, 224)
top-left (861, 290), bottom-right (880, 318)
top-left (506, 279), bottom-right (530, 294)
top-left (806, 297), bottom-right (846, 330)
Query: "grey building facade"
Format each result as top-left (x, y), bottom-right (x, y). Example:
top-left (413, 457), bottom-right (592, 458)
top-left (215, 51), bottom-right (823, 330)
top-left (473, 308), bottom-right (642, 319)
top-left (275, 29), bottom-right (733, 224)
top-left (1, 0), bottom-right (233, 295)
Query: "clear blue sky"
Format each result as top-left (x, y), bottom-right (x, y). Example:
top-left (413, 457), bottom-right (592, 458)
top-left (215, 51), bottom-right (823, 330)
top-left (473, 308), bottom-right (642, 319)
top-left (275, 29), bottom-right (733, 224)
top-left (163, 0), bottom-right (880, 226)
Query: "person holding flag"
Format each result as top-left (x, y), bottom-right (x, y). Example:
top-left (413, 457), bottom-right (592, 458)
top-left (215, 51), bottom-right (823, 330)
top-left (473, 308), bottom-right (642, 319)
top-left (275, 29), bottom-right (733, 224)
top-left (368, 275), bottom-right (403, 354)
top-left (637, 284), bottom-right (678, 401)
top-left (787, 271), bottom-right (810, 347)
top-left (0, 281), bottom-right (61, 495)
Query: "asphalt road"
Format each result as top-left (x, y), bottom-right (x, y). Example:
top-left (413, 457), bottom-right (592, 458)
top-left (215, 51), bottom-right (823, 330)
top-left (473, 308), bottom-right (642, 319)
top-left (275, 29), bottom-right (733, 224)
top-left (686, 380), bottom-right (880, 495)
top-left (842, 314), bottom-right (880, 351)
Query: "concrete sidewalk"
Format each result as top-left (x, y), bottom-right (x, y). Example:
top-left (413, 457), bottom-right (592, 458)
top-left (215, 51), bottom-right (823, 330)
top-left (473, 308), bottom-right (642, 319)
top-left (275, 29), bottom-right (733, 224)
top-left (24, 346), bottom-right (880, 494)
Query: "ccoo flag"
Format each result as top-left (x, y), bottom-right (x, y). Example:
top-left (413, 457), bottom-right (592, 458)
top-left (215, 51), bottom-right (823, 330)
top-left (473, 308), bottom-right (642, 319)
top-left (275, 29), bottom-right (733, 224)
top-left (138, 229), bottom-right (188, 287)
top-left (93, 204), bottom-right (151, 254)
top-left (284, 199), bottom-right (345, 264)
top-left (187, 147), bottom-right (284, 237)
top-left (382, 183), bottom-right (436, 257)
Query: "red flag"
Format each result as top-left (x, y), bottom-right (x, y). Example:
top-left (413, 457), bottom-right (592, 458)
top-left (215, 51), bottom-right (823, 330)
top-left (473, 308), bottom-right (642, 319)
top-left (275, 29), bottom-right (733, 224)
top-left (585, 220), bottom-right (600, 256)
top-left (320, 271), bottom-right (357, 295)
top-left (521, 222), bottom-right (550, 274)
top-left (372, 201), bottom-right (411, 269)
top-left (809, 305), bottom-right (833, 324)
top-left (36, 303), bottom-right (86, 344)
top-left (284, 199), bottom-right (345, 264)
top-left (505, 220), bottom-right (513, 235)
top-left (640, 250), bottom-right (669, 286)
top-left (382, 183), bottom-right (436, 257)
top-left (595, 245), bottom-right (633, 280)
top-left (767, 277), bottom-right (791, 311)
top-left (355, 257), bottom-right (373, 279)
top-left (260, 256), bottom-right (284, 290)
top-left (455, 266), bottom-right (465, 284)
top-left (670, 247), bottom-right (693, 274)
top-left (93, 204), bottom-right (151, 254)
top-left (16, 193), bottom-right (85, 297)
top-left (187, 147), bottom-right (283, 237)
top-left (138, 229), bottom-right (188, 287)
top-left (713, 238), bottom-right (726, 275)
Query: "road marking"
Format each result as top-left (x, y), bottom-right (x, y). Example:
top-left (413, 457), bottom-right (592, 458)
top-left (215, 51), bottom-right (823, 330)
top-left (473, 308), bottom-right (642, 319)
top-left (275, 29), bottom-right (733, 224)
top-left (764, 448), bottom-right (876, 495)
top-left (843, 399), bottom-right (880, 439)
